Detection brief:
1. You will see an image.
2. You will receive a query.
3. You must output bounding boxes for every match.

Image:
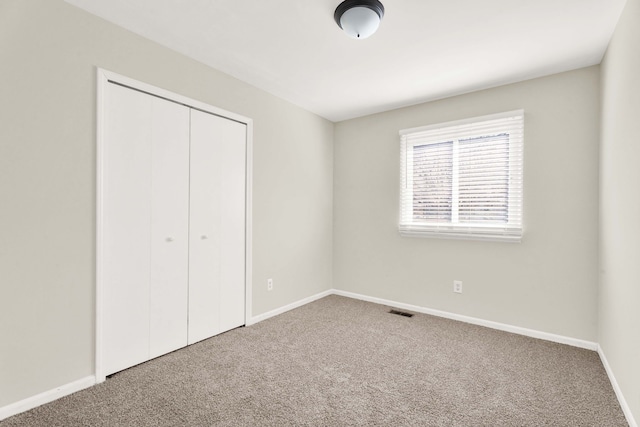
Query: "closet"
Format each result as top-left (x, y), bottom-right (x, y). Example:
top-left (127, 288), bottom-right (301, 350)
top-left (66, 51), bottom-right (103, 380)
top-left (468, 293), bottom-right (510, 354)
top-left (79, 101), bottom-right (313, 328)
top-left (99, 75), bottom-right (248, 378)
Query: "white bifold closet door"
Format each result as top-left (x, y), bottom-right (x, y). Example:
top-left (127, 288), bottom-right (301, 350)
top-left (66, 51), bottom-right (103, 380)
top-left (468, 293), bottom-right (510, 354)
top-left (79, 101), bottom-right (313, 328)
top-left (188, 110), bottom-right (246, 344)
top-left (102, 81), bottom-right (246, 377)
top-left (103, 83), bottom-right (190, 376)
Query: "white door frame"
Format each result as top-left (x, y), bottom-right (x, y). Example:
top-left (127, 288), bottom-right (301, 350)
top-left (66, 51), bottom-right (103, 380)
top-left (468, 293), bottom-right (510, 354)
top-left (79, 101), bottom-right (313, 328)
top-left (95, 68), bottom-right (253, 383)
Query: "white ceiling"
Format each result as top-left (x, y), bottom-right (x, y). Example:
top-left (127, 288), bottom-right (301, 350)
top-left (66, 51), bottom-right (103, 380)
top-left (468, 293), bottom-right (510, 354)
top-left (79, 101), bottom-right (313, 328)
top-left (65, 0), bottom-right (626, 122)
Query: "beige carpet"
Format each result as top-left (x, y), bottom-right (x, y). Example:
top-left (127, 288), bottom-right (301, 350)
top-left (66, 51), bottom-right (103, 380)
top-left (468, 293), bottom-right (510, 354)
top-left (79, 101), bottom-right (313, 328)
top-left (1, 295), bottom-right (628, 426)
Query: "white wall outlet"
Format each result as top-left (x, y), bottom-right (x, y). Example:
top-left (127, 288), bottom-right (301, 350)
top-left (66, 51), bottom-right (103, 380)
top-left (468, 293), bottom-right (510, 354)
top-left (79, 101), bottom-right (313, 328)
top-left (267, 278), bottom-right (273, 291)
top-left (453, 280), bottom-right (463, 293)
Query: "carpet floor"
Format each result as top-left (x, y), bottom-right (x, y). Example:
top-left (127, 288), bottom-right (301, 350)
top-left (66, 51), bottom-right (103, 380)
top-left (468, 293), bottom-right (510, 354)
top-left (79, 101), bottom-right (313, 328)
top-left (1, 295), bottom-right (628, 426)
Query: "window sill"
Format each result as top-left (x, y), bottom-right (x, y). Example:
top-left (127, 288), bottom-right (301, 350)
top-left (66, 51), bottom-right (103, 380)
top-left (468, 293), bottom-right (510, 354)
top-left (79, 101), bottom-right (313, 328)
top-left (399, 229), bottom-right (522, 243)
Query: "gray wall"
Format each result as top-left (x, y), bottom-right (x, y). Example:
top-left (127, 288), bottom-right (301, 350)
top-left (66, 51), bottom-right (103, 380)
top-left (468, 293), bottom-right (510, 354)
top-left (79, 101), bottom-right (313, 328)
top-left (333, 67), bottom-right (601, 341)
top-left (600, 0), bottom-right (640, 421)
top-left (0, 0), bottom-right (333, 407)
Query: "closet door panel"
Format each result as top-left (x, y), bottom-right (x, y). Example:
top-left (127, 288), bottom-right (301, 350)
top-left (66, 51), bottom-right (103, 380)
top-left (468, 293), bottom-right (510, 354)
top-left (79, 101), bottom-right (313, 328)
top-left (188, 110), bottom-right (246, 344)
top-left (148, 97), bottom-right (190, 359)
top-left (188, 110), bottom-right (222, 344)
top-left (103, 83), bottom-right (152, 375)
top-left (217, 118), bottom-right (247, 333)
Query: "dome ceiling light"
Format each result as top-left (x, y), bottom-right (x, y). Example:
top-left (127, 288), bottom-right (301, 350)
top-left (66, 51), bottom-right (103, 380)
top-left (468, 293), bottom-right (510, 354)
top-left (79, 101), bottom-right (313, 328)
top-left (334, 0), bottom-right (385, 39)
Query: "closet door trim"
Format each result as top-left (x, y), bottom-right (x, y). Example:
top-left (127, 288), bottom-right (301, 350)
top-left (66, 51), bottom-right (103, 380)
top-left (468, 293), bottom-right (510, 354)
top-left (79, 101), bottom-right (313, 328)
top-left (96, 68), bottom-right (253, 383)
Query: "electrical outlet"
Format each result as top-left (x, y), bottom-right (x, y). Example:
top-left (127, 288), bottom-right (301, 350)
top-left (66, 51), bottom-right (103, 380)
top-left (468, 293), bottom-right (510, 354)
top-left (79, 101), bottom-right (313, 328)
top-left (453, 280), bottom-right (463, 294)
top-left (267, 278), bottom-right (273, 291)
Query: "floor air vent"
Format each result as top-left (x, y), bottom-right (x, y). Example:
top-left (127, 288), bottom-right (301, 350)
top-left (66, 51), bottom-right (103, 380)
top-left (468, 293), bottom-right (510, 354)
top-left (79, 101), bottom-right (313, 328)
top-left (389, 309), bottom-right (414, 318)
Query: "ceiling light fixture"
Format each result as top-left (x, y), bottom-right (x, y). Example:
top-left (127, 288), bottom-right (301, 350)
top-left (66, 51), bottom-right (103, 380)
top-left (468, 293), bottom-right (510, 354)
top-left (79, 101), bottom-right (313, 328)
top-left (334, 0), bottom-right (385, 39)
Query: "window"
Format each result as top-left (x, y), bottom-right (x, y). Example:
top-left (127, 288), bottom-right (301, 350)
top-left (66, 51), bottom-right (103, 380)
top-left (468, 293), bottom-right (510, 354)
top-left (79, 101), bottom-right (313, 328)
top-left (399, 110), bottom-right (524, 242)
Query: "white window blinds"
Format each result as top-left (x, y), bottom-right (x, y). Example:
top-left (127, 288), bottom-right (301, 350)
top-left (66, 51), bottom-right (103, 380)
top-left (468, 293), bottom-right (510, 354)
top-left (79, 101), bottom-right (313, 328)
top-left (399, 110), bottom-right (524, 242)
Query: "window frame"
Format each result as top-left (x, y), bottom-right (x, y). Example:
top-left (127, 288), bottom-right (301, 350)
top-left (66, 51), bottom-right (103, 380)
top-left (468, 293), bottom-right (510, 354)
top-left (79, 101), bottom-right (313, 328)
top-left (399, 110), bottom-right (524, 242)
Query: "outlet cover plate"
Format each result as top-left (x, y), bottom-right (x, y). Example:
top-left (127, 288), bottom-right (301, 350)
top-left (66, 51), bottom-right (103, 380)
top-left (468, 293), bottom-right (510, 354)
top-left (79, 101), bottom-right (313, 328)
top-left (453, 280), bottom-right (463, 293)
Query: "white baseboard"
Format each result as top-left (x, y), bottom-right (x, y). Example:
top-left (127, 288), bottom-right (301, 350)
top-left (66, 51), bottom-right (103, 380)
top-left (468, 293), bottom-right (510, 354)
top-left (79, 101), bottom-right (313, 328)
top-left (598, 345), bottom-right (637, 427)
top-left (332, 289), bottom-right (598, 351)
top-left (0, 375), bottom-right (95, 421)
top-left (247, 289), bottom-right (333, 326)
